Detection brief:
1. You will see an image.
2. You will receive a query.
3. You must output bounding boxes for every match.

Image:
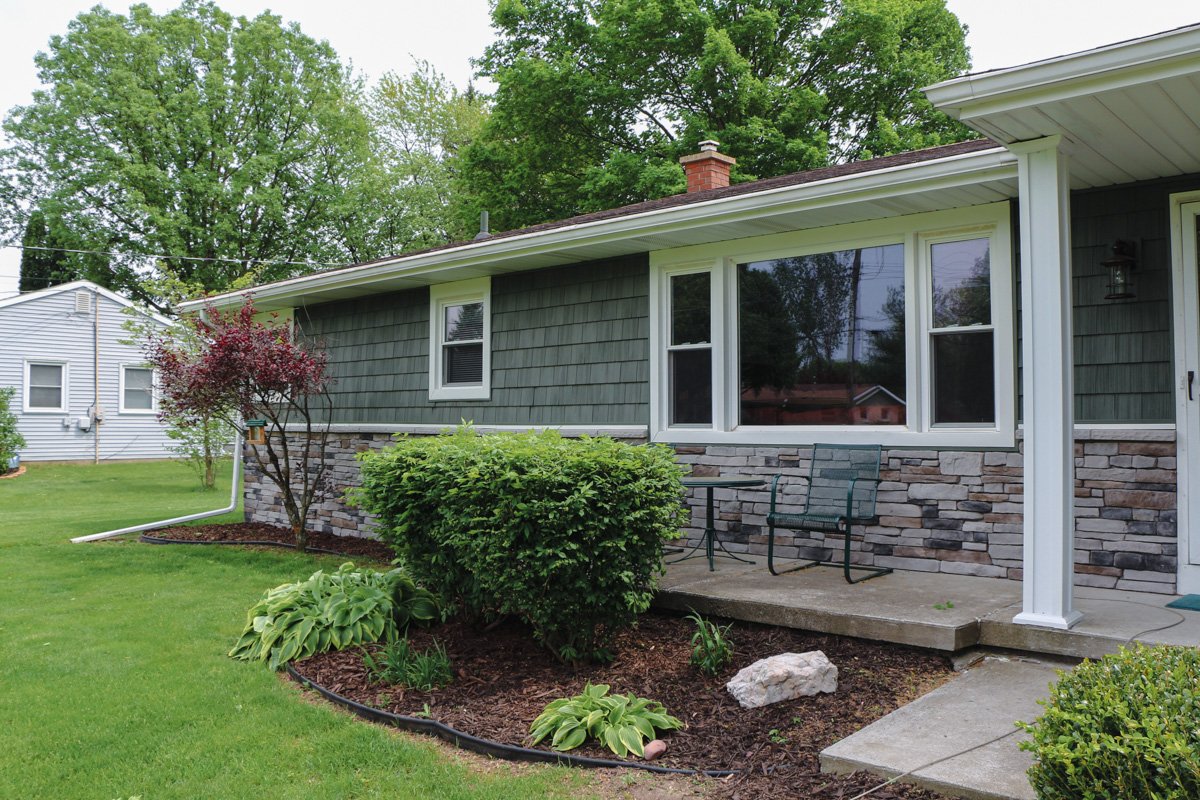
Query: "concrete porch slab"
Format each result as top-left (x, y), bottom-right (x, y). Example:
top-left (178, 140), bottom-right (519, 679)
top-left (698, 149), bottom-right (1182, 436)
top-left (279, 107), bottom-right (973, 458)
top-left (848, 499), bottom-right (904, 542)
top-left (980, 584), bottom-right (1200, 659)
top-left (655, 559), bottom-right (1021, 652)
top-left (820, 657), bottom-right (1062, 800)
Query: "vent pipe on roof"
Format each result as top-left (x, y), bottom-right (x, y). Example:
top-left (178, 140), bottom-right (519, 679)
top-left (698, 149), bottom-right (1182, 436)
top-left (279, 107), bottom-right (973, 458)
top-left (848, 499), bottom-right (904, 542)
top-left (474, 210), bottom-right (492, 240)
top-left (680, 140), bottom-right (736, 193)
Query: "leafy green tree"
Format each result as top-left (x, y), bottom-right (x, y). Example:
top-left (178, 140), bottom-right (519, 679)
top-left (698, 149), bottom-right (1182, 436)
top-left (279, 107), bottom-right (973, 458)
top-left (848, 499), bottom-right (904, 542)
top-left (18, 210), bottom-right (79, 293)
top-left (1, 1), bottom-right (380, 309)
top-left (461, 0), bottom-right (973, 231)
top-left (367, 62), bottom-right (489, 249)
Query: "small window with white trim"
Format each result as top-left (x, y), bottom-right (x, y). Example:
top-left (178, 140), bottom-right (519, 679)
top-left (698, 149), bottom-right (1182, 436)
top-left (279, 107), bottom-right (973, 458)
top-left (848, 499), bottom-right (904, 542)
top-left (928, 236), bottom-right (994, 425)
top-left (120, 365), bottom-right (157, 414)
top-left (429, 277), bottom-right (491, 401)
top-left (25, 361), bottom-right (67, 412)
top-left (668, 270), bottom-right (713, 426)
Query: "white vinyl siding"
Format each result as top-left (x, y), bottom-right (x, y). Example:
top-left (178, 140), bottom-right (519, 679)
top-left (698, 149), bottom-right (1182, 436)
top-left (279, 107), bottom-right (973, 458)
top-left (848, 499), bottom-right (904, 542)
top-left (0, 285), bottom-right (175, 460)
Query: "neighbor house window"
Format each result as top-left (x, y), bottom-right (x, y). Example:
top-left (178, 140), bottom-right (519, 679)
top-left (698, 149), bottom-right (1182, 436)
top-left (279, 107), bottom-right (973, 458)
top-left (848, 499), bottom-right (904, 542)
top-left (120, 365), bottom-right (156, 413)
top-left (25, 361), bottom-right (67, 412)
top-left (429, 277), bottom-right (491, 401)
top-left (649, 203), bottom-right (1015, 448)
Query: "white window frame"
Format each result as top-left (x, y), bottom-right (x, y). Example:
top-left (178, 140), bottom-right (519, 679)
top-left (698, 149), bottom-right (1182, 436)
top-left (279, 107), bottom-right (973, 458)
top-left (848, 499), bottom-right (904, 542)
top-left (24, 360), bottom-right (68, 413)
top-left (428, 277), bottom-right (491, 401)
top-left (119, 364), bottom-right (158, 415)
top-left (648, 202), bottom-right (1015, 448)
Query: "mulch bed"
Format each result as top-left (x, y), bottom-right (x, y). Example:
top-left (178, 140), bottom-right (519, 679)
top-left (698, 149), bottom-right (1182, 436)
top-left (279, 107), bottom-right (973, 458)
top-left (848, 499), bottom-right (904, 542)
top-left (294, 612), bottom-right (953, 800)
top-left (147, 522), bottom-right (394, 562)
top-left (151, 523), bottom-right (950, 797)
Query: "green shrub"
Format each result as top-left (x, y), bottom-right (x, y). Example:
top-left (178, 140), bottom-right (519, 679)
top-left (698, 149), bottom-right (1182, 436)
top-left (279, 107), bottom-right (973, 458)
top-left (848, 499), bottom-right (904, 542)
top-left (529, 683), bottom-right (683, 758)
top-left (229, 563), bottom-right (439, 670)
top-left (687, 610), bottom-right (734, 676)
top-left (363, 637), bottom-right (452, 690)
top-left (351, 426), bottom-right (686, 663)
top-left (0, 387), bottom-right (25, 469)
top-left (1018, 644), bottom-right (1200, 800)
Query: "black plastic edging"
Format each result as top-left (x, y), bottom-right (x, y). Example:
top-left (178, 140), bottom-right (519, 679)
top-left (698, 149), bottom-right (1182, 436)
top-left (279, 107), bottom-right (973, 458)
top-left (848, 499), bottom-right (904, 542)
top-left (285, 664), bottom-right (737, 777)
top-left (139, 534), bottom-right (354, 558)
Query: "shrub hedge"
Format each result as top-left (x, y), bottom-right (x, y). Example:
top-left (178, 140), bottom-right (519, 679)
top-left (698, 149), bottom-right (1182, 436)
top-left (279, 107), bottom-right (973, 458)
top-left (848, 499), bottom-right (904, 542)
top-left (1018, 643), bottom-right (1200, 799)
top-left (352, 427), bottom-right (686, 663)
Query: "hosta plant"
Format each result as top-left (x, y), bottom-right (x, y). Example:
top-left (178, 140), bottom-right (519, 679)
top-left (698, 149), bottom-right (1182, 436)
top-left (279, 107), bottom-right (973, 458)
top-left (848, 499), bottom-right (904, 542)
top-left (529, 683), bottom-right (683, 758)
top-left (229, 563), bottom-right (438, 670)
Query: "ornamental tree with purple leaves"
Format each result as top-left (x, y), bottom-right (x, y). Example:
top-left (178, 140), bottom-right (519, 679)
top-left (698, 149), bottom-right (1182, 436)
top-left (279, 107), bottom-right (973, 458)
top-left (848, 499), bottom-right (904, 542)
top-left (147, 301), bottom-right (331, 550)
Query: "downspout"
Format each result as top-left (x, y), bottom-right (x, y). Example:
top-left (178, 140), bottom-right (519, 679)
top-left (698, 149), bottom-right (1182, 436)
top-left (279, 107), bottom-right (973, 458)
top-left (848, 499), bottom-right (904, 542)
top-left (71, 431), bottom-right (243, 543)
top-left (93, 287), bottom-right (100, 464)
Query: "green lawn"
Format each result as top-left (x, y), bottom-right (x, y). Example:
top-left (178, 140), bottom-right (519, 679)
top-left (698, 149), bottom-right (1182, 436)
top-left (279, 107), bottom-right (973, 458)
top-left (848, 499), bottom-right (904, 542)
top-left (0, 461), bottom-right (592, 799)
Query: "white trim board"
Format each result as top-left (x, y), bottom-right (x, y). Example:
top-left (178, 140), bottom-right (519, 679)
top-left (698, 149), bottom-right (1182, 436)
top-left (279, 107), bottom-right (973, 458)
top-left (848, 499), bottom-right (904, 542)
top-left (1170, 191), bottom-right (1200, 593)
top-left (280, 423), bottom-right (650, 439)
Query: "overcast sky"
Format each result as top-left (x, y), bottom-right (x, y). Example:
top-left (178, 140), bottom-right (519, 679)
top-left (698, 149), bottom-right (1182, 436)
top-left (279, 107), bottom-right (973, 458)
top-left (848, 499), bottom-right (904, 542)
top-left (1, 0), bottom-right (1197, 298)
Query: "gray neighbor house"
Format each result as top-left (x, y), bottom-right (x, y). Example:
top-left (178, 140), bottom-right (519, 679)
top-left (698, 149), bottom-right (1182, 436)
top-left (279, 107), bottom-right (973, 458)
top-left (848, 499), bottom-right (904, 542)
top-left (184, 24), bottom-right (1200, 633)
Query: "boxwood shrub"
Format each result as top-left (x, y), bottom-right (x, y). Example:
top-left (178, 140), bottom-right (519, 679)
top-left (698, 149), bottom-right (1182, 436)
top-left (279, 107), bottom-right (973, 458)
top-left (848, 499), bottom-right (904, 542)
top-left (1018, 644), bottom-right (1200, 799)
top-left (351, 426), bottom-right (686, 663)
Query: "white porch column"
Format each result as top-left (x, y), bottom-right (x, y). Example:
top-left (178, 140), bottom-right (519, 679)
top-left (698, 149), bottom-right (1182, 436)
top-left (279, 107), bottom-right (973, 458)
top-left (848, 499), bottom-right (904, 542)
top-left (1012, 136), bottom-right (1082, 630)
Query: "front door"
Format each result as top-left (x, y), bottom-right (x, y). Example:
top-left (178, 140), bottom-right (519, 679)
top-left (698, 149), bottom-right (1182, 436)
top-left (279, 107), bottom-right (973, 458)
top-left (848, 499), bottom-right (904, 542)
top-left (1175, 198), bottom-right (1200, 592)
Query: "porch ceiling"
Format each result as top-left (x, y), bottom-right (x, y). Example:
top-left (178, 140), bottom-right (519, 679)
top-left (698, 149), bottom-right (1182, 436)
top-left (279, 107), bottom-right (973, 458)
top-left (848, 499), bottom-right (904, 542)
top-left (927, 24), bottom-right (1200, 190)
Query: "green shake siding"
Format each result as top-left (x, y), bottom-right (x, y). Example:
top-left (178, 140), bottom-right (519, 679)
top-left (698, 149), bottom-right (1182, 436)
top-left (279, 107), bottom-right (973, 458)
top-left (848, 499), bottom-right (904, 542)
top-left (1068, 175), bottom-right (1195, 423)
top-left (302, 255), bottom-right (650, 427)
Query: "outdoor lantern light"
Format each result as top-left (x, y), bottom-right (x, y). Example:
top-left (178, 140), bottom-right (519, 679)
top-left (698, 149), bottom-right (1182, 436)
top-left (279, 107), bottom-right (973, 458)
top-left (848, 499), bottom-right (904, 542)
top-left (245, 419), bottom-right (266, 445)
top-left (1102, 240), bottom-right (1137, 300)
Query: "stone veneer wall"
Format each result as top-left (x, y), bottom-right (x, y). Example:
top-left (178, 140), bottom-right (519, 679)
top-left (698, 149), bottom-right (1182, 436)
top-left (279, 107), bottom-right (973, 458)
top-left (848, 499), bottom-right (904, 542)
top-left (243, 430), bottom-right (1179, 595)
top-left (672, 431), bottom-right (1178, 595)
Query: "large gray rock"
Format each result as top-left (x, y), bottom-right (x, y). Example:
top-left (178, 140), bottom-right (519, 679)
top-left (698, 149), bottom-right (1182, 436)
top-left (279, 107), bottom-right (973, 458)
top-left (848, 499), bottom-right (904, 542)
top-left (726, 651), bottom-right (838, 709)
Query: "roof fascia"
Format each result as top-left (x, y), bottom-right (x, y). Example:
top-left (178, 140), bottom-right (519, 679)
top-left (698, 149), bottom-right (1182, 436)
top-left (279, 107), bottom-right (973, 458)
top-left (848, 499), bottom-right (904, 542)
top-left (926, 25), bottom-right (1200, 123)
top-left (182, 147), bottom-right (1015, 312)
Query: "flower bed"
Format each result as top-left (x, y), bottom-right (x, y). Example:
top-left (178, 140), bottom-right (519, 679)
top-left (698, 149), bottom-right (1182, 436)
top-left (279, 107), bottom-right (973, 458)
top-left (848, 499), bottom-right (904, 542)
top-left (293, 612), bottom-right (952, 800)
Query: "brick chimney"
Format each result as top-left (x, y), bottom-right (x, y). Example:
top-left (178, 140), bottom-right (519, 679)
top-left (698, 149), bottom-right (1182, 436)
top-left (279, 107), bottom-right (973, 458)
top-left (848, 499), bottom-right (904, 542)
top-left (680, 140), bottom-right (735, 193)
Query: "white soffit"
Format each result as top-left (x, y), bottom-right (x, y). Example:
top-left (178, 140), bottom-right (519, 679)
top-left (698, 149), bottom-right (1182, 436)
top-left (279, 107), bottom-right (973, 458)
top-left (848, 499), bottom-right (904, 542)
top-left (927, 24), bottom-right (1200, 189)
top-left (186, 147), bottom-right (1017, 312)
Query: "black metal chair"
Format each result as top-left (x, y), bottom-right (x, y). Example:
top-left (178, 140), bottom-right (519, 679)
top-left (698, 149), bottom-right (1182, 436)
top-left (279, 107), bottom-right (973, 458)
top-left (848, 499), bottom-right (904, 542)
top-left (766, 443), bottom-right (890, 584)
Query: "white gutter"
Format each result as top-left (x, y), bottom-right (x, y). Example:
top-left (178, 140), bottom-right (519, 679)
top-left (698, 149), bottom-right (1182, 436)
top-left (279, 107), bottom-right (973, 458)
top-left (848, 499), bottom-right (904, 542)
top-left (71, 432), bottom-right (243, 543)
top-left (180, 146), bottom-right (1015, 312)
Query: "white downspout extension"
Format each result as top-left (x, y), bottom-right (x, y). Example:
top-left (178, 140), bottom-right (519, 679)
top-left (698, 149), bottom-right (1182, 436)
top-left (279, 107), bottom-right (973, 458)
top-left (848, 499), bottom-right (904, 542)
top-left (71, 432), bottom-right (243, 543)
top-left (1012, 135), bottom-right (1083, 630)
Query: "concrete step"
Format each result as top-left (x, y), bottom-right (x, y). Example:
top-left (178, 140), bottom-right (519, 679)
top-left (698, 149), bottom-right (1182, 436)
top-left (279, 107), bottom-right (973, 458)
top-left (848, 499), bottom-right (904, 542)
top-left (655, 558), bottom-right (1021, 652)
top-left (820, 657), bottom-right (1066, 800)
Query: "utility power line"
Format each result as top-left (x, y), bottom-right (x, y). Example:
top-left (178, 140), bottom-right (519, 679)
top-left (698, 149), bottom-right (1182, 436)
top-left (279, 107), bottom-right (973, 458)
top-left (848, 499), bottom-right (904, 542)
top-left (3, 243), bottom-right (346, 270)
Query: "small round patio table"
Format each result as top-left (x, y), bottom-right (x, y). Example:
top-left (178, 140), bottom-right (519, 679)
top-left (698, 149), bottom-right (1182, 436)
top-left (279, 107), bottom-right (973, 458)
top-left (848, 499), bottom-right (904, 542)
top-left (668, 476), bottom-right (766, 571)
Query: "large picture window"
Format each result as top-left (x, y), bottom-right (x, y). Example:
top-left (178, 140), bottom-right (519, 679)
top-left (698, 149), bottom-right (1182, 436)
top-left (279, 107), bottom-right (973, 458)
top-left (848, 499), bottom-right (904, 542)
top-left (650, 203), bottom-right (1015, 447)
top-left (738, 244), bottom-right (905, 426)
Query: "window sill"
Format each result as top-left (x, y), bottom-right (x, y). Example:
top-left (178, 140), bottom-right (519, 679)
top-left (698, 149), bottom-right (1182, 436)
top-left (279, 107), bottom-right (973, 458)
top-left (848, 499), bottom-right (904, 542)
top-left (654, 425), bottom-right (1016, 450)
top-left (428, 386), bottom-right (490, 402)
